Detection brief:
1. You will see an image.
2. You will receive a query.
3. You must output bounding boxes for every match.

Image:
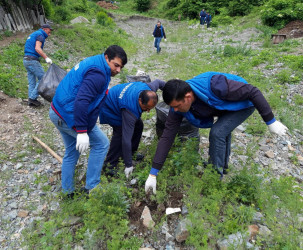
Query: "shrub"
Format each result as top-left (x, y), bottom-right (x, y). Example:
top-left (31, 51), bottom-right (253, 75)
top-left (96, 11), bottom-right (114, 27)
top-left (135, 0), bottom-right (151, 12)
top-left (52, 6), bottom-right (72, 23)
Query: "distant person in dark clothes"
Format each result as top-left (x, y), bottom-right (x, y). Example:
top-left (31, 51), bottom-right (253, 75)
top-left (199, 9), bottom-right (206, 25)
top-left (153, 21), bottom-right (166, 53)
top-left (145, 72), bottom-right (288, 194)
top-left (49, 45), bottom-right (127, 198)
top-left (99, 79), bottom-right (166, 178)
top-left (23, 24), bottom-right (53, 107)
top-left (205, 12), bottom-right (212, 28)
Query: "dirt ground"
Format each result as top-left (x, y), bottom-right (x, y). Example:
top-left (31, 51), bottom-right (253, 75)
top-left (277, 20), bottom-right (303, 38)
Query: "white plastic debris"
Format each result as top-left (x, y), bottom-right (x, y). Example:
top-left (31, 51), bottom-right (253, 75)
top-left (166, 207), bottom-right (181, 215)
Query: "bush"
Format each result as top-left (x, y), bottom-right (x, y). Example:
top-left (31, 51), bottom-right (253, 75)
top-left (52, 6), bottom-right (72, 23)
top-left (135, 0), bottom-right (151, 12)
top-left (96, 11), bottom-right (114, 27)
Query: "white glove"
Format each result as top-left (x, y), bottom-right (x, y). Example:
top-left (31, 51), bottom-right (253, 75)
top-left (145, 175), bottom-right (157, 194)
top-left (45, 57), bottom-right (52, 64)
top-left (76, 133), bottom-right (89, 154)
top-left (124, 166), bottom-right (134, 179)
top-left (164, 39), bottom-right (167, 42)
top-left (268, 120), bottom-right (288, 136)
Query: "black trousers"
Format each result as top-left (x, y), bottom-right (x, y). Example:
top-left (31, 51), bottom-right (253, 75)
top-left (104, 119), bottom-right (143, 172)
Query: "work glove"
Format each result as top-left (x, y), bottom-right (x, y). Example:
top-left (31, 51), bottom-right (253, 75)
top-left (268, 121), bottom-right (288, 136)
top-left (145, 174), bottom-right (157, 194)
top-left (45, 57), bottom-right (52, 64)
top-left (164, 39), bottom-right (167, 42)
top-left (124, 166), bottom-right (134, 179)
top-left (76, 133), bottom-right (89, 154)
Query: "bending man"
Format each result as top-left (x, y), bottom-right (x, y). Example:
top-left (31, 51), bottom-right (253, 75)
top-left (99, 79), bottom-right (165, 178)
top-left (145, 72), bottom-right (288, 194)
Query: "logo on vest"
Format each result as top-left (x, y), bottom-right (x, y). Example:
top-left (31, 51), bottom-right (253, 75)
top-left (119, 83), bottom-right (133, 99)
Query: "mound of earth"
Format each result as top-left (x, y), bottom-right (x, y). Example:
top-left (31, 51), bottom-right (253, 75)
top-left (277, 20), bottom-right (303, 38)
top-left (96, 1), bottom-right (119, 9)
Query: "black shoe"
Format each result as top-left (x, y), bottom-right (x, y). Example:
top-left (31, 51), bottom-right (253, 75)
top-left (28, 98), bottom-right (41, 107)
top-left (78, 187), bottom-right (90, 199)
top-left (66, 192), bottom-right (75, 200)
top-left (223, 169), bottom-right (229, 175)
top-left (159, 47), bottom-right (161, 53)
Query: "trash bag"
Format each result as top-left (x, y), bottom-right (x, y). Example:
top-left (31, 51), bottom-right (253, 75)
top-left (126, 75), bottom-right (151, 83)
top-left (155, 102), bottom-right (200, 143)
top-left (38, 63), bottom-right (67, 102)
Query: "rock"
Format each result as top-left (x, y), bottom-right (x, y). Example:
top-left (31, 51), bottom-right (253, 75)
top-left (175, 219), bottom-right (192, 242)
top-left (258, 225), bottom-right (272, 237)
top-left (70, 16), bottom-right (89, 24)
top-left (17, 210), bottom-right (29, 218)
top-left (265, 151), bottom-right (275, 158)
top-left (62, 216), bottom-right (82, 227)
top-left (141, 206), bottom-right (155, 228)
top-left (217, 232), bottom-right (244, 250)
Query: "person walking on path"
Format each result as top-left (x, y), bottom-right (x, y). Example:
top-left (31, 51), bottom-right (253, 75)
top-left (199, 9), bottom-right (206, 26)
top-left (153, 21), bottom-right (166, 53)
top-left (99, 79), bottom-right (165, 178)
top-left (145, 72), bottom-right (288, 194)
top-left (49, 45), bottom-right (127, 198)
top-left (205, 12), bottom-right (212, 28)
top-left (23, 24), bottom-right (53, 107)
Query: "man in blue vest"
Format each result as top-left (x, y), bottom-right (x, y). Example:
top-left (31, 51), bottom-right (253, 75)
top-left (99, 79), bottom-right (165, 178)
top-left (145, 72), bottom-right (288, 194)
top-left (153, 21), bottom-right (166, 53)
top-left (199, 9), bottom-right (206, 26)
top-left (205, 12), bottom-right (212, 28)
top-left (49, 45), bottom-right (127, 198)
top-left (23, 24), bottom-right (53, 107)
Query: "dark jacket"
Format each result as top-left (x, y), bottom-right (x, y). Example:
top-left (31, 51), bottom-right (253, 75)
top-left (153, 25), bottom-right (166, 39)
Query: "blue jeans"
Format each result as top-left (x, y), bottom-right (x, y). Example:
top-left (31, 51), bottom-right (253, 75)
top-left (154, 37), bottom-right (162, 53)
top-left (23, 59), bottom-right (45, 100)
top-left (49, 108), bottom-right (109, 193)
top-left (208, 107), bottom-right (255, 176)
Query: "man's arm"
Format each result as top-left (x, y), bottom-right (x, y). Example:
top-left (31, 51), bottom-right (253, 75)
top-left (35, 41), bottom-right (48, 59)
top-left (121, 109), bottom-right (138, 168)
top-left (74, 68), bottom-right (107, 133)
top-left (146, 79), bottom-right (166, 92)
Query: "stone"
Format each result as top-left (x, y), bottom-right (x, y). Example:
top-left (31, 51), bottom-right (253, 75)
top-left (175, 219), bottom-right (192, 242)
top-left (17, 210), bottom-right (29, 218)
top-left (70, 16), bottom-right (89, 24)
top-left (265, 150), bottom-right (275, 158)
top-left (141, 206), bottom-right (155, 228)
top-left (217, 232), bottom-right (244, 250)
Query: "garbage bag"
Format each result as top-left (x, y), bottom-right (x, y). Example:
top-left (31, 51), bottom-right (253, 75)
top-left (155, 102), bottom-right (200, 143)
top-left (38, 63), bottom-right (67, 102)
top-left (126, 75), bottom-right (151, 83)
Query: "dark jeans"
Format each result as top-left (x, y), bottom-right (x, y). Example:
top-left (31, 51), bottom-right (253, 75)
top-left (208, 107), bottom-right (255, 176)
top-left (104, 119), bottom-right (143, 173)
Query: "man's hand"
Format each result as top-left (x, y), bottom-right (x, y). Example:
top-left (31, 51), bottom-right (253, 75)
top-left (268, 121), bottom-right (288, 136)
top-left (45, 57), bottom-right (52, 64)
top-left (124, 166), bottom-right (134, 179)
top-left (164, 39), bottom-right (167, 42)
top-left (76, 133), bottom-right (89, 154)
top-left (145, 174), bottom-right (156, 194)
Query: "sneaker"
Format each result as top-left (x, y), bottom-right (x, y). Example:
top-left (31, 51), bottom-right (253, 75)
top-left (135, 153), bottom-right (145, 161)
top-left (28, 98), bottom-right (41, 107)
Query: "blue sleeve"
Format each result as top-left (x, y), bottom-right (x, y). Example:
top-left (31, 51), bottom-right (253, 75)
top-left (74, 68), bottom-right (107, 132)
top-left (36, 35), bottom-right (45, 43)
top-left (147, 79), bottom-right (166, 91)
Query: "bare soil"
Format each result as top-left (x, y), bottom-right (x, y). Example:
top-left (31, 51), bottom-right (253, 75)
top-left (277, 20), bottom-right (303, 38)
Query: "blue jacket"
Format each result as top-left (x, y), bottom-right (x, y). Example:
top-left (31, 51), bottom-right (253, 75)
top-left (153, 25), bottom-right (164, 38)
top-left (52, 54), bottom-right (111, 132)
top-left (174, 72), bottom-right (254, 128)
top-left (24, 29), bottom-right (48, 58)
top-left (99, 82), bottom-right (151, 126)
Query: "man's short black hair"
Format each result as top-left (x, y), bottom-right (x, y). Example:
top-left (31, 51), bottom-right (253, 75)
top-left (139, 90), bottom-right (158, 105)
top-left (162, 79), bottom-right (192, 104)
top-left (104, 45), bottom-right (127, 66)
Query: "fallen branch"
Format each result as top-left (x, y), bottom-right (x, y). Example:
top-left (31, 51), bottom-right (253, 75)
top-left (32, 136), bottom-right (62, 164)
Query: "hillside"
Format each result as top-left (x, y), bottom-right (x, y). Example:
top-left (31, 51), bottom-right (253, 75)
top-left (1, 10), bottom-right (303, 250)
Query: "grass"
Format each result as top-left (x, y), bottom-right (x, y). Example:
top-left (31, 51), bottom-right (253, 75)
top-left (1, 2), bottom-right (303, 249)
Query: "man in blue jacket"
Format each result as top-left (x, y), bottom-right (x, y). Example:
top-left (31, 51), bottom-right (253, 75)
top-left (153, 21), bottom-right (166, 53)
top-left (199, 9), bottom-right (206, 26)
top-left (49, 45), bottom-right (127, 198)
top-left (205, 12), bottom-right (212, 28)
top-left (145, 72), bottom-right (288, 194)
top-left (99, 79), bottom-right (165, 178)
top-left (23, 24), bottom-right (53, 107)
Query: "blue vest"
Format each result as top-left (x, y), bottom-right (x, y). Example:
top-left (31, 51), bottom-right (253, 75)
top-left (99, 82), bottom-right (151, 126)
top-left (52, 54), bottom-right (111, 128)
top-left (153, 25), bottom-right (164, 38)
top-left (174, 72), bottom-right (254, 128)
top-left (24, 29), bottom-right (48, 58)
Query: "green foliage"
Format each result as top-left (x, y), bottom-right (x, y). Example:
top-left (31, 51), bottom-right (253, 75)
top-left (261, 0), bottom-right (303, 28)
top-left (42, 0), bottom-right (53, 17)
top-left (52, 6), bottom-right (72, 22)
top-left (96, 11), bottom-right (114, 26)
top-left (51, 49), bottom-right (69, 61)
top-left (135, 0), bottom-right (151, 12)
top-left (223, 44), bottom-right (252, 57)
